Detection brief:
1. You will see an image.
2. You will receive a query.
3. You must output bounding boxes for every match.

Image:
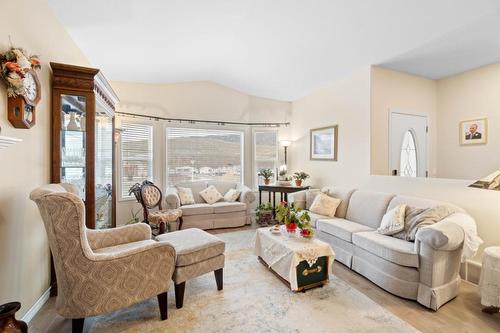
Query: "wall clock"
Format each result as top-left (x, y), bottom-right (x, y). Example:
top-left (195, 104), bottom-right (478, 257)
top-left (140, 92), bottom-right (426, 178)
top-left (8, 69), bottom-right (41, 129)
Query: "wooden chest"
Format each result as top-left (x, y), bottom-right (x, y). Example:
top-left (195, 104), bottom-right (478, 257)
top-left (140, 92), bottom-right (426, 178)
top-left (296, 256), bottom-right (329, 291)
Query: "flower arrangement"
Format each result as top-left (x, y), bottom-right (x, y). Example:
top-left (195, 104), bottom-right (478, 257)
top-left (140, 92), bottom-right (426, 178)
top-left (0, 47), bottom-right (40, 98)
top-left (293, 171), bottom-right (310, 186)
top-left (275, 201), bottom-right (313, 238)
top-left (258, 168), bottom-right (274, 185)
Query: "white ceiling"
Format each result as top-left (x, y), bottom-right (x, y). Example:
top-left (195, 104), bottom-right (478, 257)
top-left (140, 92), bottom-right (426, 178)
top-left (48, 0), bottom-right (500, 101)
top-left (379, 11), bottom-right (500, 79)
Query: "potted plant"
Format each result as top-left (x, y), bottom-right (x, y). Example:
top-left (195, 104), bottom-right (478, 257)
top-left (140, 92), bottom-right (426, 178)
top-left (275, 201), bottom-right (311, 235)
top-left (258, 168), bottom-right (274, 185)
top-left (293, 171), bottom-right (310, 187)
top-left (255, 202), bottom-right (274, 226)
top-left (277, 169), bottom-right (292, 186)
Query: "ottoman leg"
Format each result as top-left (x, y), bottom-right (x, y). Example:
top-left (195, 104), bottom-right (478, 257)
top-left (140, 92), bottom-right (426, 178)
top-left (482, 306), bottom-right (500, 314)
top-left (175, 282), bottom-right (186, 309)
top-left (157, 292), bottom-right (168, 320)
top-left (214, 268), bottom-right (223, 290)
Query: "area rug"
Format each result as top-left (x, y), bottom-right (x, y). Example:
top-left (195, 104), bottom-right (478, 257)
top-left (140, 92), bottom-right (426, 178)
top-left (87, 229), bottom-right (420, 333)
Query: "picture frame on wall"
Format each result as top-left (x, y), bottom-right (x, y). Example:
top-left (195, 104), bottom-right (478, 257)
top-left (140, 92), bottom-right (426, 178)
top-left (459, 118), bottom-right (487, 145)
top-left (310, 125), bottom-right (338, 161)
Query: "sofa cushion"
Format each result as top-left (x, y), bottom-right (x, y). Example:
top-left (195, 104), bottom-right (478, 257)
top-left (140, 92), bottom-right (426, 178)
top-left (317, 218), bottom-right (373, 243)
top-left (199, 185), bottom-right (223, 204)
top-left (212, 202), bottom-right (246, 213)
top-left (352, 231), bottom-right (419, 268)
top-left (223, 188), bottom-right (241, 202)
top-left (156, 228), bottom-right (225, 267)
top-left (304, 211), bottom-right (331, 228)
top-left (309, 193), bottom-right (342, 217)
top-left (207, 181), bottom-right (237, 196)
top-left (346, 190), bottom-right (395, 229)
top-left (177, 186), bottom-right (195, 205)
top-left (387, 195), bottom-right (445, 211)
top-left (181, 203), bottom-right (214, 216)
top-left (321, 187), bottom-right (356, 218)
top-left (177, 182), bottom-right (207, 203)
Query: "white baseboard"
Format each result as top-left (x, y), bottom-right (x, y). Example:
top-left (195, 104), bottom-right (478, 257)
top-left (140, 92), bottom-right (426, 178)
top-left (22, 287), bottom-right (51, 323)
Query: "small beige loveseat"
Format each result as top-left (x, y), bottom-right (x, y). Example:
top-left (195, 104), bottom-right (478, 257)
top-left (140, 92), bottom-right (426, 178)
top-left (165, 181), bottom-right (256, 230)
top-left (289, 187), bottom-right (476, 310)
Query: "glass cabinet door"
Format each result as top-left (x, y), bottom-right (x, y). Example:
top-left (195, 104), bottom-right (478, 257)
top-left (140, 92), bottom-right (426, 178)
top-left (60, 94), bottom-right (86, 199)
top-left (95, 104), bottom-right (114, 229)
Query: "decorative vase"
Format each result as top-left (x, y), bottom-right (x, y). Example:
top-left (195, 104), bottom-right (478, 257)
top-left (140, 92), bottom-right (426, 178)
top-left (295, 179), bottom-right (303, 187)
top-left (286, 223), bottom-right (297, 233)
top-left (0, 302), bottom-right (28, 333)
top-left (67, 112), bottom-right (80, 131)
top-left (264, 179), bottom-right (271, 185)
top-left (79, 115), bottom-right (86, 131)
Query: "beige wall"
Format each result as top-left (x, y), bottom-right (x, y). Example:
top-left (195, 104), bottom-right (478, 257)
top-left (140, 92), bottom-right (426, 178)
top-left (436, 62), bottom-right (500, 180)
top-left (111, 80), bottom-right (291, 225)
top-left (370, 66), bottom-right (438, 176)
top-left (289, 67), bottom-right (372, 188)
top-left (0, 0), bottom-right (89, 317)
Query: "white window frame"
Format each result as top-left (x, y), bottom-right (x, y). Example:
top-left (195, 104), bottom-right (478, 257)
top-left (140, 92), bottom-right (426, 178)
top-left (118, 119), bottom-right (155, 201)
top-left (165, 125), bottom-right (245, 188)
top-left (252, 128), bottom-right (279, 189)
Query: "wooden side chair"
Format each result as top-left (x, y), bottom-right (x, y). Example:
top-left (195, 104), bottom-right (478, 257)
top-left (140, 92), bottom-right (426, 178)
top-left (137, 181), bottom-right (183, 234)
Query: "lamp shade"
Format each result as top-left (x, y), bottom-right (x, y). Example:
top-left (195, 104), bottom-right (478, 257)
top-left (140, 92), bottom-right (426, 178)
top-left (280, 140), bottom-right (292, 147)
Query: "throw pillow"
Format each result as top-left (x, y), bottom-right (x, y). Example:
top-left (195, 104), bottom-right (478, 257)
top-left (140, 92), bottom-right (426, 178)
top-left (305, 189), bottom-right (321, 209)
top-left (177, 186), bottom-right (195, 205)
top-left (199, 185), bottom-right (223, 204)
top-left (309, 193), bottom-right (342, 217)
top-left (377, 204), bottom-right (407, 235)
top-left (224, 188), bottom-right (241, 202)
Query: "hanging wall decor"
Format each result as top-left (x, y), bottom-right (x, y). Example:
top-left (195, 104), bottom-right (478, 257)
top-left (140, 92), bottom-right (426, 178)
top-left (0, 47), bottom-right (41, 129)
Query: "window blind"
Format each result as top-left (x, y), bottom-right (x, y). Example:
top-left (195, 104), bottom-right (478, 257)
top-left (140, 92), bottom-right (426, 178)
top-left (166, 127), bottom-right (243, 186)
top-left (254, 130), bottom-right (278, 185)
top-left (120, 122), bottom-right (153, 198)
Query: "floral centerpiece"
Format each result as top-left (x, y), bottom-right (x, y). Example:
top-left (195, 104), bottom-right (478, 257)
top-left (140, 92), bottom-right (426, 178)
top-left (0, 47), bottom-right (40, 98)
top-left (275, 201), bottom-right (314, 238)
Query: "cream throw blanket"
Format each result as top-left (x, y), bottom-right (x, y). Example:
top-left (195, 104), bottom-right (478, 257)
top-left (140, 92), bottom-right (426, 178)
top-left (393, 205), bottom-right (461, 242)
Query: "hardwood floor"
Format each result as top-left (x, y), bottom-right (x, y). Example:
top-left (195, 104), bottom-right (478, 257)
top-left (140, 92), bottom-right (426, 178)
top-left (29, 226), bottom-right (500, 332)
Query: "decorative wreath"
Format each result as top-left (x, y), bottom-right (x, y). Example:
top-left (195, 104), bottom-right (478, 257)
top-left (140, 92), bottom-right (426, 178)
top-left (0, 47), bottom-right (40, 98)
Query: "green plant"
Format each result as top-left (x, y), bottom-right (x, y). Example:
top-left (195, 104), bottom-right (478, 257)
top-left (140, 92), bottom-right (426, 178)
top-left (126, 208), bottom-right (141, 224)
top-left (275, 201), bottom-right (310, 227)
top-left (258, 168), bottom-right (274, 180)
top-left (255, 202), bottom-right (274, 225)
top-left (293, 171), bottom-right (310, 181)
top-left (279, 169), bottom-right (287, 177)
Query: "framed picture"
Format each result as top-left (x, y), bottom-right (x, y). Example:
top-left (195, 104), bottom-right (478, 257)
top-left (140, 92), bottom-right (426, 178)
top-left (310, 125), bottom-right (338, 161)
top-left (460, 118), bottom-right (487, 145)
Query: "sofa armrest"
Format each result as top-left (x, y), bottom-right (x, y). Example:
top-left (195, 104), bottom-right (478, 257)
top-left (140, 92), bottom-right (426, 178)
top-left (165, 187), bottom-right (180, 209)
top-left (287, 189), bottom-right (308, 209)
top-left (238, 185), bottom-right (256, 205)
top-left (86, 223), bottom-right (152, 250)
top-left (415, 218), bottom-right (465, 252)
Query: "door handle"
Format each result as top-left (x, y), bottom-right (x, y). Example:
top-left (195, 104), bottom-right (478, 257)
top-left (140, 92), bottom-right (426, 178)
top-left (392, 169), bottom-right (398, 176)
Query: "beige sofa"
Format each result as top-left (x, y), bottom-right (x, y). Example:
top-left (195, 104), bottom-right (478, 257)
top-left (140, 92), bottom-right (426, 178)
top-left (289, 187), bottom-right (472, 310)
top-left (165, 181), bottom-right (256, 230)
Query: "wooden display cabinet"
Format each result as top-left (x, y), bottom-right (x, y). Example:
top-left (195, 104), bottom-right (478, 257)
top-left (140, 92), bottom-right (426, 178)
top-left (50, 62), bottom-right (119, 229)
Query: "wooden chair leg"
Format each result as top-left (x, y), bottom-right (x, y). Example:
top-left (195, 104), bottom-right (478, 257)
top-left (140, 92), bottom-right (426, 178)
top-left (157, 291), bottom-right (168, 320)
top-left (178, 216), bottom-right (183, 230)
top-left (175, 282), bottom-right (186, 309)
top-left (72, 318), bottom-right (85, 333)
top-left (159, 222), bottom-right (166, 235)
top-left (214, 268), bottom-right (223, 290)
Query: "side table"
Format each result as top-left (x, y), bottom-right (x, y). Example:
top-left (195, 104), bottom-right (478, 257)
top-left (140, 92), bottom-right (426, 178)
top-left (479, 246), bottom-right (500, 314)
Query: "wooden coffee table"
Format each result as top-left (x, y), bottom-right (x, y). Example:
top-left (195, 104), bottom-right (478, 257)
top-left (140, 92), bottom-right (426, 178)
top-left (254, 227), bottom-right (335, 292)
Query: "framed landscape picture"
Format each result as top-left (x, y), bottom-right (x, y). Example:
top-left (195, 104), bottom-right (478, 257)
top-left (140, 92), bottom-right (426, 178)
top-left (310, 125), bottom-right (338, 161)
top-left (460, 118), bottom-right (487, 145)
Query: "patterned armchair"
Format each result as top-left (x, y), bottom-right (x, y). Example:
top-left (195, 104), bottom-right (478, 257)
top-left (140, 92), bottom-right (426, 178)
top-left (30, 184), bottom-right (176, 333)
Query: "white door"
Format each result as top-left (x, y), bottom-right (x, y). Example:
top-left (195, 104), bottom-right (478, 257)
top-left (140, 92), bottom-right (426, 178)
top-left (389, 112), bottom-right (428, 177)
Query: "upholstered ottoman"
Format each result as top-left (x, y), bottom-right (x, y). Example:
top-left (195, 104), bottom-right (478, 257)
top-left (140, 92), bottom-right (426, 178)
top-left (156, 228), bottom-right (225, 308)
